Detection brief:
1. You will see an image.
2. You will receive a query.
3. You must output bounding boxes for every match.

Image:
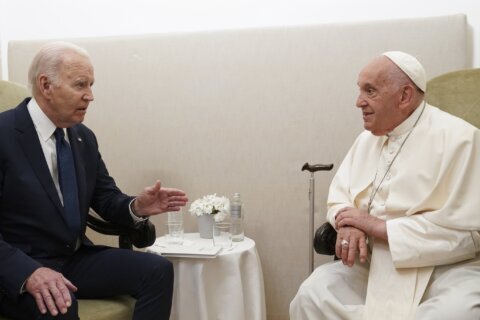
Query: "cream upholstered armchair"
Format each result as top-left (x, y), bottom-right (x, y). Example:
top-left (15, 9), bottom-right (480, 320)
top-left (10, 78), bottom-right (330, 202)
top-left (313, 68), bottom-right (480, 256)
top-left (0, 80), bottom-right (157, 319)
top-left (424, 68), bottom-right (480, 128)
top-left (0, 80), bottom-right (28, 108)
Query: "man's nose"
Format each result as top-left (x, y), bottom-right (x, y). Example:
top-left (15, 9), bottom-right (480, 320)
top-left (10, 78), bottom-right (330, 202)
top-left (356, 94), bottom-right (366, 108)
top-left (84, 88), bottom-right (94, 101)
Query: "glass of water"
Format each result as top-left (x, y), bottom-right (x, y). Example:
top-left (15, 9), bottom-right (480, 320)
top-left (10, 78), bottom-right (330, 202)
top-left (165, 210), bottom-right (184, 245)
top-left (213, 222), bottom-right (232, 249)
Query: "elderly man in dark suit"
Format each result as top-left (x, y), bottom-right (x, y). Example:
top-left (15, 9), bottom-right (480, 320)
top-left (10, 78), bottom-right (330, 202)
top-left (0, 42), bottom-right (188, 320)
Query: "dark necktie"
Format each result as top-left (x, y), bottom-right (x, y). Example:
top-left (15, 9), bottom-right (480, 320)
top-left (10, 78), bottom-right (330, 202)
top-left (54, 128), bottom-right (81, 235)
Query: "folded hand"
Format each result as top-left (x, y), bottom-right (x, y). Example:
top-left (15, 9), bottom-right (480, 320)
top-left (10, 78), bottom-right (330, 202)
top-left (335, 226), bottom-right (368, 267)
top-left (335, 207), bottom-right (387, 240)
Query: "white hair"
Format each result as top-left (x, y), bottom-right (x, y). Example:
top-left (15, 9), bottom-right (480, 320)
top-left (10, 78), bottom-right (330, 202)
top-left (28, 41), bottom-right (90, 93)
top-left (386, 64), bottom-right (412, 90)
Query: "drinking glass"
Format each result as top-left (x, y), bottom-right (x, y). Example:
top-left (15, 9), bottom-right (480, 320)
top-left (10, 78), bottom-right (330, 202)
top-left (165, 210), bottom-right (184, 245)
top-left (213, 222), bottom-right (232, 249)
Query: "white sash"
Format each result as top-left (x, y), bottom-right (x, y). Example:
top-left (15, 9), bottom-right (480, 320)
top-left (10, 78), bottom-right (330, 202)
top-left (362, 240), bottom-right (433, 319)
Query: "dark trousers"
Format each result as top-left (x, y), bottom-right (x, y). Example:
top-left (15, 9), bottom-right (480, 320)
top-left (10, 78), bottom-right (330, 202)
top-left (0, 245), bottom-right (174, 320)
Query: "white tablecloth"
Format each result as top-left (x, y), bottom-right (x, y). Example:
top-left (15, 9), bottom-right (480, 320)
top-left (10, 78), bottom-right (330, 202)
top-left (147, 233), bottom-right (266, 320)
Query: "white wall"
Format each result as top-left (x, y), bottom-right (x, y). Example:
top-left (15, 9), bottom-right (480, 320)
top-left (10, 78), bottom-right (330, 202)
top-left (0, 0), bottom-right (479, 79)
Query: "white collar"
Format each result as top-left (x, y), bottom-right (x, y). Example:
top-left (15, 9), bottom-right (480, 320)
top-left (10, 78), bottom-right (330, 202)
top-left (387, 100), bottom-right (425, 138)
top-left (27, 98), bottom-right (59, 141)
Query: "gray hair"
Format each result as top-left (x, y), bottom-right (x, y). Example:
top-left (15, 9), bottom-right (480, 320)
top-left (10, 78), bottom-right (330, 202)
top-left (28, 41), bottom-right (90, 93)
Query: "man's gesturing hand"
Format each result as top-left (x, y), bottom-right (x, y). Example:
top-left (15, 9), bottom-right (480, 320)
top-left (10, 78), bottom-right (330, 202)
top-left (25, 267), bottom-right (77, 316)
top-left (133, 180), bottom-right (188, 217)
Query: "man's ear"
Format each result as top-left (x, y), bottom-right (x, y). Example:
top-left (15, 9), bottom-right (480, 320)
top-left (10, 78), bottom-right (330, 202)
top-left (398, 84), bottom-right (415, 111)
top-left (37, 75), bottom-right (52, 98)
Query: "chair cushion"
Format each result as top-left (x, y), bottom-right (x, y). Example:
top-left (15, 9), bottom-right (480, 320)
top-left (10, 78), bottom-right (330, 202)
top-left (0, 296), bottom-right (135, 320)
top-left (78, 296), bottom-right (135, 319)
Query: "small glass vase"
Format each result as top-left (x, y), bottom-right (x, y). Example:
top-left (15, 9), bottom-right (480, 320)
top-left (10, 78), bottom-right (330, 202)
top-left (197, 214), bottom-right (215, 239)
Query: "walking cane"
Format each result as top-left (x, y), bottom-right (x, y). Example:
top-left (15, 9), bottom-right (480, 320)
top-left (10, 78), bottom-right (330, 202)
top-left (301, 162), bottom-right (334, 273)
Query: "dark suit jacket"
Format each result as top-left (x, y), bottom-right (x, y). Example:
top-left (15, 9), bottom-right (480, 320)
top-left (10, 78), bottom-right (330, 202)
top-left (0, 98), bottom-right (135, 298)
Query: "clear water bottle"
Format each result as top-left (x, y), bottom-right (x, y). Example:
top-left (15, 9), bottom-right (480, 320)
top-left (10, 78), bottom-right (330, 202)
top-left (230, 193), bottom-right (244, 242)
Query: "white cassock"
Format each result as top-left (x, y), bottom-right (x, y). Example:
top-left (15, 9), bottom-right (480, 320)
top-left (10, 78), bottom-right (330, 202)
top-left (290, 102), bottom-right (480, 320)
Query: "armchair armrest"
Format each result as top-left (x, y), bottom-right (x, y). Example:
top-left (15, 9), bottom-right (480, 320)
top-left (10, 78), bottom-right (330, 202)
top-left (87, 211), bottom-right (156, 249)
top-left (313, 222), bottom-right (337, 256)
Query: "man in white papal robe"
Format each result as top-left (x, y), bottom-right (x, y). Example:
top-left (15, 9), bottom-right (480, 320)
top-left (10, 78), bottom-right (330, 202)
top-left (290, 51), bottom-right (480, 320)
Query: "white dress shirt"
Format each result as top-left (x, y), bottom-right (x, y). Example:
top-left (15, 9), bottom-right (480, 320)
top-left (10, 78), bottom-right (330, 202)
top-left (27, 99), bottom-right (65, 204)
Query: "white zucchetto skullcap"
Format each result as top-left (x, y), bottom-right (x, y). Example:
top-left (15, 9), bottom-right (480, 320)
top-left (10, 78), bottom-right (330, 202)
top-left (382, 51), bottom-right (426, 92)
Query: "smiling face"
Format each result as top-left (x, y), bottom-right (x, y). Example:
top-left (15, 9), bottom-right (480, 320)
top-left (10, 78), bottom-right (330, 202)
top-left (356, 57), bottom-right (408, 136)
top-left (37, 51), bottom-right (95, 128)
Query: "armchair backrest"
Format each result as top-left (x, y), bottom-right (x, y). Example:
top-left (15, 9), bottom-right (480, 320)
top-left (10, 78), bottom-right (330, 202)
top-left (425, 68), bottom-right (480, 128)
top-left (0, 80), bottom-right (30, 111)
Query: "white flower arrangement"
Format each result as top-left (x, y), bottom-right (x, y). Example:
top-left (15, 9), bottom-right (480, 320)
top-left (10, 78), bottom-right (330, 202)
top-left (188, 194), bottom-right (230, 222)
